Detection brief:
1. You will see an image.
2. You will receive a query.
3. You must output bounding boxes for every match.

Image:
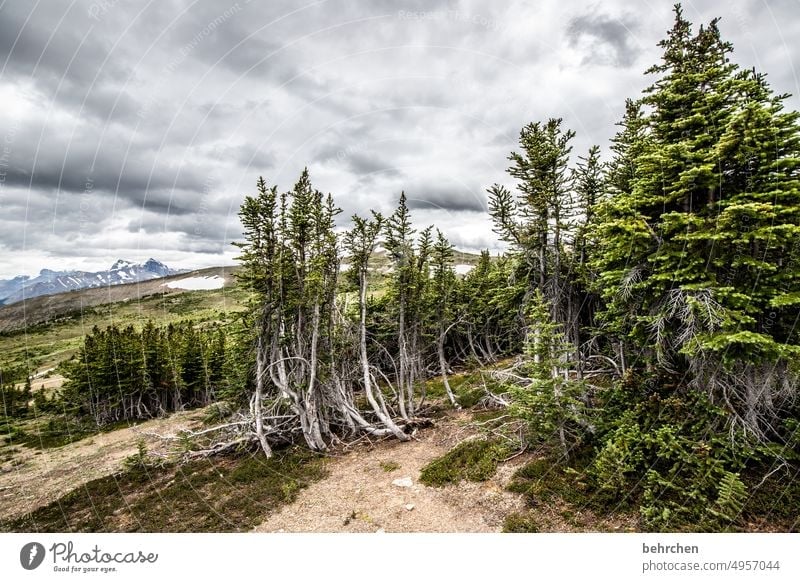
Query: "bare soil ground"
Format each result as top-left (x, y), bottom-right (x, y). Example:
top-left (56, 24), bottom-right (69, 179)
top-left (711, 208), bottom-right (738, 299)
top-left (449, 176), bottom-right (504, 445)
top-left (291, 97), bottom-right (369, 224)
top-left (0, 410), bottom-right (204, 521)
top-left (253, 410), bottom-right (528, 533)
top-left (17, 373), bottom-right (65, 393)
top-left (1, 406), bottom-right (643, 532)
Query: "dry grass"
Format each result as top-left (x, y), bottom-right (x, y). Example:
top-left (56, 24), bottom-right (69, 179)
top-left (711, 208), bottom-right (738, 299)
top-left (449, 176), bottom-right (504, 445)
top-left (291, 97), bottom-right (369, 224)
top-left (0, 409), bottom-right (206, 522)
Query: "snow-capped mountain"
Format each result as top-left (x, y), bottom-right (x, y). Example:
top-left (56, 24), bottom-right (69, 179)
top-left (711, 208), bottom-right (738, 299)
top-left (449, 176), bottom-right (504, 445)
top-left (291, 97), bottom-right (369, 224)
top-left (0, 259), bottom-right (181, 305)
top-left (0, 275), bottom-right (31, 302)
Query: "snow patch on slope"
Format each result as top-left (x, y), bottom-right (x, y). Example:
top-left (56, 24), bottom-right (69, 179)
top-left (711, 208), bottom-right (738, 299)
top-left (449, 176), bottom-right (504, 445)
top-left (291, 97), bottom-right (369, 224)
top-left (162, 276), bottom-right (225, 290)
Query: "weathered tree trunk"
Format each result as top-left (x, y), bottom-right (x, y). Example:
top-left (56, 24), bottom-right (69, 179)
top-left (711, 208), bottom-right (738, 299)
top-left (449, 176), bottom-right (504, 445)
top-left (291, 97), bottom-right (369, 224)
top-left (438, 322), bottom-right (459, 408)
top-left (466, 327), bottom-right (484, 366)
top-left (397, 297), bottom-right (411, 419)
top-left (358, 271), bottom-right (408, 441)
top-left (253, 335), bottom-right (273, 458)
top-left (303, 301), bottom-right (328, 451)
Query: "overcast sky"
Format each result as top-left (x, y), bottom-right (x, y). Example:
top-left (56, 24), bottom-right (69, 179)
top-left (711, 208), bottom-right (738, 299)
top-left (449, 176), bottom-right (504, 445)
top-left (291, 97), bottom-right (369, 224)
top-left (0, 0), bottom-right (798, 278)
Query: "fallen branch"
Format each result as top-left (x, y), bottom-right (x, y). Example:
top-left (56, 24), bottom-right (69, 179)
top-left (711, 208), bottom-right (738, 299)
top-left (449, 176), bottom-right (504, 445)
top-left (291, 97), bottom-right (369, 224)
top-left (501, 443), bottom-right (529, 463)
top-left (184, 437), bottom-right (253, 459)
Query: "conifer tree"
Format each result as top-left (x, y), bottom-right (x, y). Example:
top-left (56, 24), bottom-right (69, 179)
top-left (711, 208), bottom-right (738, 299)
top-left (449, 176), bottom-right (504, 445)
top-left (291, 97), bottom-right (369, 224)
top-left (236, 171), bottom-right (422, 454)
top-left (590, 5), bottom-right (800, 436)
top-left (570, 145), bottom-right (604, 373)
top-left (510, 290), bottom-right (586, 460)
top-left (489, 118), bottom-right (575, 303)
top-left (589, 100), bottom-right (649, 373)
top-left (384, 192), bottom-right (422, 418)
top-left (343, 212), bottom-right (408, 440)
top-left (429, 229), bottom-right (459, 407)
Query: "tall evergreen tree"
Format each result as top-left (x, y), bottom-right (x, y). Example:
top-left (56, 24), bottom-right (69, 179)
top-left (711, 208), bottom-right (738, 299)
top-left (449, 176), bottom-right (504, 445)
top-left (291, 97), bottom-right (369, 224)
top-left (489, 118), bottom-right (575, 301)
top-left (429, 229), bottom-right (459, 407)
top-left (384, 192), bottom-right (423, 418)
top-left (590, 5), bottom-right (800, 437)
top-left (343, 212), bottom-right (408, 440)
top-left (570, 145), bottom-right (604, 373)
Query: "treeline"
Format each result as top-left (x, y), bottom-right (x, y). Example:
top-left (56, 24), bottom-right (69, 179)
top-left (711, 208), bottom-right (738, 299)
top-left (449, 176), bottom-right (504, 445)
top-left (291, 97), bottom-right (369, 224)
top-left (58, 321), bottom-right (227, 425)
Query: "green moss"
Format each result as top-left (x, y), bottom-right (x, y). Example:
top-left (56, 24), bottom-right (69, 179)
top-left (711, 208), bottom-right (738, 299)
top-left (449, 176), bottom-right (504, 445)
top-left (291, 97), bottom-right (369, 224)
top-left (1, 447), bottom-right (327, 532)
top-left (741, 466), bottom-right (800, 530)
top-left (456, 388), bottom-right (485, 409)
top-left (379, 460), bottom-right (400, 472)
top-left (423, 378), bottom-right (448, 399)
top-left (506, 458), bottom-right (596, 508)
top-left (503, 512), bottom-right (541, 532)
top-left (419, 438), bottom-right (510, 486)
top-left (424, 372), bottom-right (483, 406)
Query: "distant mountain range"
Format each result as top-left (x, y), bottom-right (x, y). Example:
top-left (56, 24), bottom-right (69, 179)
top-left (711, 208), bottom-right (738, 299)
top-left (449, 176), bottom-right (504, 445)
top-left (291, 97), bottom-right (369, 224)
top-left (0, 259), bottom-right (182, 305)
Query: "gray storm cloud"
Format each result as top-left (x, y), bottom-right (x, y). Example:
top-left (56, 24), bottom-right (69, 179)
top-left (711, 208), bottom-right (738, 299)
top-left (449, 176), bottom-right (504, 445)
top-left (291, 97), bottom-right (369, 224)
top-left (0, 0), bottom-right (798, 277)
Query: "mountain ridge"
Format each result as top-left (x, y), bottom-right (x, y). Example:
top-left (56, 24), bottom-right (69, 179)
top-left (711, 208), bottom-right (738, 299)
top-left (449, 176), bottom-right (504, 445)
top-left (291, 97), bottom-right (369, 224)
top-left (0, 265), bottom-right (239, 334)
top-left (0, 259), bottom-right (183, 305)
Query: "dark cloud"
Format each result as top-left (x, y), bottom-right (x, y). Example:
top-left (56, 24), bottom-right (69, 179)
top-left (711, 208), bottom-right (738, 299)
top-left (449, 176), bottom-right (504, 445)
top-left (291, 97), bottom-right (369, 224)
top-left (346, 151), bottom-right (402, 177)
top-left (0, 3), bottom-right (115, 85)
top-left (0, 186), bottom-right (118, 250)
top-left (566, 10), bottom-right (641, 67)
top-left (219, 143), bottom-right (276, 173)
top-left (54, 84), bottom-right (142, 126)
top-left (405, 184), bottom-right (486, 213)
top-left (311, 133), bottom-right (405, 180)
top-left (0, 123), bottom-right (210, 206)
top-left (0, 0), bottom-right (798, 276)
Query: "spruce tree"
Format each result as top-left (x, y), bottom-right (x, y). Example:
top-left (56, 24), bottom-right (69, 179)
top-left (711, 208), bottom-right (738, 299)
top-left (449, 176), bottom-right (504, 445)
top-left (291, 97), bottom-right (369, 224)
top-left (343, 212), bottom-right (408, 440)
top-left (384, 192), bottom-right (420, 418)
top-left (489, 118), bottom-right (575, 302)
top-left (590, 5), bottom-right (800, 437)
top-left (429, 229), bottom-right (459, 407)
top-left (510, 290), bottom-right (586, 461)
top-left (570, 145), bottom-right (604, 375)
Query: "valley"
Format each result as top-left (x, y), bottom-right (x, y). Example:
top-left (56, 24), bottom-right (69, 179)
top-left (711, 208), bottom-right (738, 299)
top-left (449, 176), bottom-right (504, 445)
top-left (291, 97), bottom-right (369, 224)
top-left (0, 266), bottom-right (246, 376)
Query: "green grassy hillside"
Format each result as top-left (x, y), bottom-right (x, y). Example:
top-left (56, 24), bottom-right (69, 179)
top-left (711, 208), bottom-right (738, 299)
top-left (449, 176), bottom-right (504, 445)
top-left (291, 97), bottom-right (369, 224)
top-left (0, 266), bottom-right (249, 377)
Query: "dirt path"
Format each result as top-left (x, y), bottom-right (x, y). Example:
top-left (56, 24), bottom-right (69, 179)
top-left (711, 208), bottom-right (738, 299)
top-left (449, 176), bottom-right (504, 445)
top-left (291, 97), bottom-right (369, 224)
top-left (253, 412), bottom-right (527, 533)
top-left (0, 410), bottom-right (204, 521)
